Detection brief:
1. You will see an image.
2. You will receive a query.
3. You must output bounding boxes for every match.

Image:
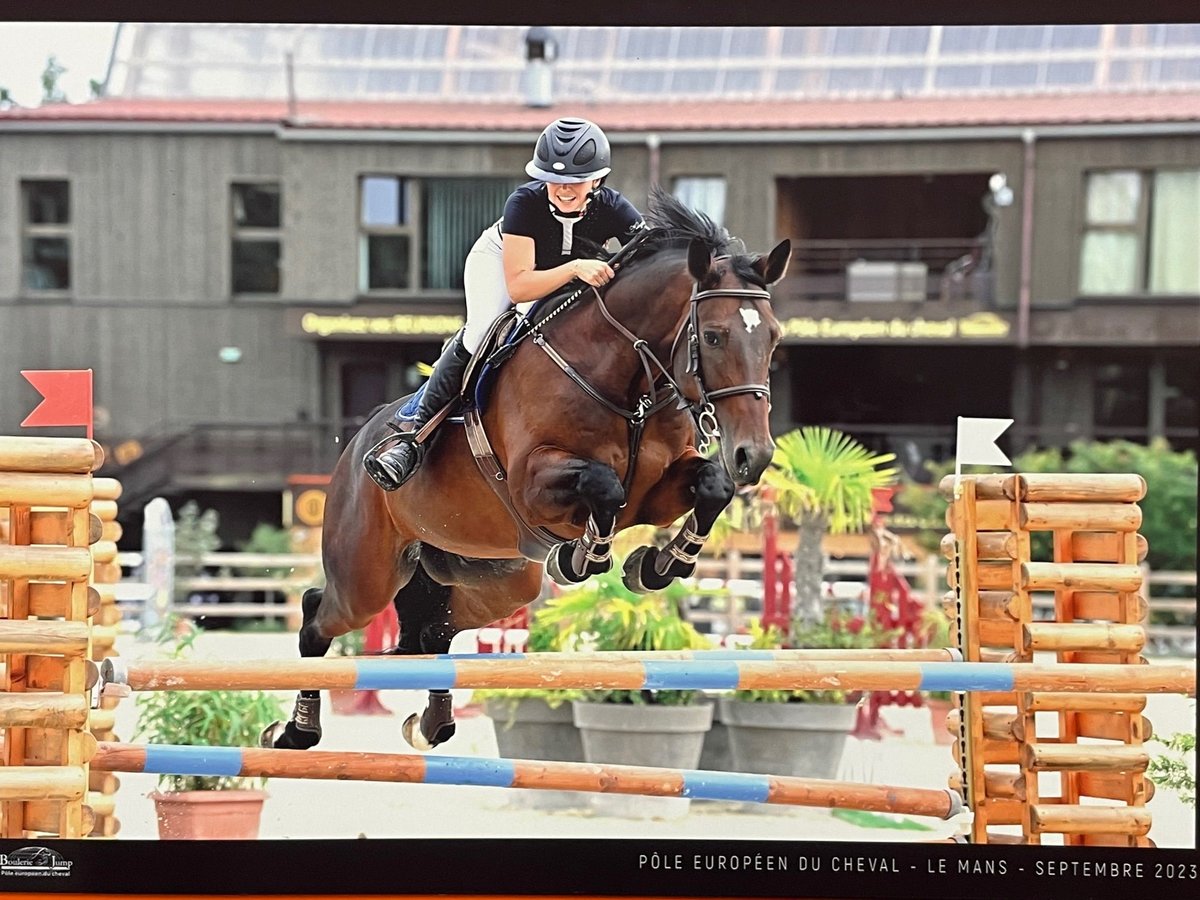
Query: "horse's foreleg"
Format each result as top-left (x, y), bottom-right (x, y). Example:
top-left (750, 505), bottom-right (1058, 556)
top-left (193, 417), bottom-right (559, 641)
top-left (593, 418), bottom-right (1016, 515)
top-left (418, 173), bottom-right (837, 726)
top-left (624, 455), bottom-right (735, 593)
top-left (523, 454), bottom-right (625, 586)
top-left (261, 586), bottom-right (334, 749)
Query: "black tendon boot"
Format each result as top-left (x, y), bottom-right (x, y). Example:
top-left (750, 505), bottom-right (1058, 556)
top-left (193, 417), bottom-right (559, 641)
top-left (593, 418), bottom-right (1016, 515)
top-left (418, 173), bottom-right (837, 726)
top-left (364, 332), bottom-right (472, 491)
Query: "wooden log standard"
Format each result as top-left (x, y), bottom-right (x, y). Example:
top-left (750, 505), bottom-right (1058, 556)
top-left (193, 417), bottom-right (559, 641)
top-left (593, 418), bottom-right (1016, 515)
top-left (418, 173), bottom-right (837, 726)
top-left (100, 656), bottom-right (1197, 695)
top-left (91, 742), bottom-right (964, 820)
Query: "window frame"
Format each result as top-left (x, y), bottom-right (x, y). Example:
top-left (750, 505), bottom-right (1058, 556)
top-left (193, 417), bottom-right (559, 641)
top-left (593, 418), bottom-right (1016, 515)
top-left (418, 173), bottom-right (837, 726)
top-left (19, 178), bottom-right (73, 299)
top-left (358, 173), bottom-right (422, 297)
top-left (672, 175), bottom-right (729, 228)
top-left (229, 179), bottom-right (283, 298)
top-left (1076, 166), bottom-right (1200, 301)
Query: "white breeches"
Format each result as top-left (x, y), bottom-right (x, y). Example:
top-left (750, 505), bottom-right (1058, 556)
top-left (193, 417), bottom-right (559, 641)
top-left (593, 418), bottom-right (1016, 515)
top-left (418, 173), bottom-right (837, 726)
top-left (462, 226), bottom-right (536, 355)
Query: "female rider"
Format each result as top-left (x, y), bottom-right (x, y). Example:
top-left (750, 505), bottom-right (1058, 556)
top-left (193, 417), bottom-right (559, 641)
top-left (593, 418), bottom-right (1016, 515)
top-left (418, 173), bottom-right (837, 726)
top-left (364, 117), bottom-right (646, 491)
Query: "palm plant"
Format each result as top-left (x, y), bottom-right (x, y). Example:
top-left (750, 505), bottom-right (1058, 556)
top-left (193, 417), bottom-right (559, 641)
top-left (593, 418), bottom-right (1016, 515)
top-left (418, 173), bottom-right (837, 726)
top-left (759, 427), bottom-right (898, 638)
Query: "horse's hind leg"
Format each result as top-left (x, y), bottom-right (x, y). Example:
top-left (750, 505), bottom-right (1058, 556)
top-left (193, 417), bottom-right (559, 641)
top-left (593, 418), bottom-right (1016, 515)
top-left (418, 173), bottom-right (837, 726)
top-left (624, 453), bottom-right (735, 593)
top-left (392, 562), bottom-right (459, 751)
top-left (260, 586), bottom-right (333, 750)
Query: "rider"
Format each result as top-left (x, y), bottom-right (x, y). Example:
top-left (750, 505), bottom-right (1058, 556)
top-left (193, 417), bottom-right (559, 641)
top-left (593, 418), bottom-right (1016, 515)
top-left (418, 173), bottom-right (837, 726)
top-left (364, 117), bottom-right (646, 491)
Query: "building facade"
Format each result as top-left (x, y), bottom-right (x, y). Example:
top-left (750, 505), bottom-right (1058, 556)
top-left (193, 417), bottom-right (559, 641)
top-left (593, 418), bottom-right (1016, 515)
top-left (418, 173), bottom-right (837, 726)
top-left (2, 25), bottom-right (1197, 538)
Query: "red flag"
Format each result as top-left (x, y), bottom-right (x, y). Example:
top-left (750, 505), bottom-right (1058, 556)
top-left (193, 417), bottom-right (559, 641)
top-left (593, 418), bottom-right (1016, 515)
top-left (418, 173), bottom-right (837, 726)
top-left (21, 369), bottom-right (94, 439)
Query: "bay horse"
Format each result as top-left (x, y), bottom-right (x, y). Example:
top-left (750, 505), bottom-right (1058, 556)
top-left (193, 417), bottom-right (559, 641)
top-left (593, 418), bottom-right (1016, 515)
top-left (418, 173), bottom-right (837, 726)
top-left (262, 189), bottom-right (790, 753)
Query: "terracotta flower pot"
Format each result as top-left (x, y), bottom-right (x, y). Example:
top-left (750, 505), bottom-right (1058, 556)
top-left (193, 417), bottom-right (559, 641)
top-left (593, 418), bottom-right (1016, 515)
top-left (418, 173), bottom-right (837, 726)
top-left (926, 698), bottom-right (957, 746)
top-left (150, 790), bottom-right (267, 839)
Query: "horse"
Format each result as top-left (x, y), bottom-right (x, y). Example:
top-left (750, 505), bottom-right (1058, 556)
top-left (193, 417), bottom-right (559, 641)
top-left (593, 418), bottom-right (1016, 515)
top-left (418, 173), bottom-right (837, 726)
top-left (261, 188), bottom-right (790, 753)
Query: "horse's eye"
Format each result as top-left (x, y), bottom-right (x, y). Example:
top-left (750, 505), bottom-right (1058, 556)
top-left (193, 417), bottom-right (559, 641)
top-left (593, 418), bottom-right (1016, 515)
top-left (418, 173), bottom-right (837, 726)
top-left (703, 331), bottom-right (721, 347)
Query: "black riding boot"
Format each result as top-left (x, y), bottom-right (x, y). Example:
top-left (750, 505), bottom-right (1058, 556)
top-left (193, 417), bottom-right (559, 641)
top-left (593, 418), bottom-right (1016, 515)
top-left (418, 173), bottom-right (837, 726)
top-left (363, 333), bottom-right (472, 491)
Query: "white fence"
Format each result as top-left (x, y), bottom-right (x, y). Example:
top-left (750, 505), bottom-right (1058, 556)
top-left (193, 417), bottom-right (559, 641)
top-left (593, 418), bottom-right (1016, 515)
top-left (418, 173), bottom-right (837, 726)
top-left (115, 549), bottom-right (1195, 657)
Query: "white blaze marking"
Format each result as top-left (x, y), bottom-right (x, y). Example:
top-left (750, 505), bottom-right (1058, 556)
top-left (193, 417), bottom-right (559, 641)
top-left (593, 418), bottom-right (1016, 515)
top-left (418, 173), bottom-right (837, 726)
top-left (739, 307), bottom-right (762, 333)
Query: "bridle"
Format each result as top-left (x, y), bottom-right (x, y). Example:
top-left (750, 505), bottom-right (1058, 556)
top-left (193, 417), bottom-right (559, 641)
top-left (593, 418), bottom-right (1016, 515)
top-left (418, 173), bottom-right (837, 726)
top-left (672, 281), bottom-right (773, 451)
top-left (529, 259), bottom-right (774, 494)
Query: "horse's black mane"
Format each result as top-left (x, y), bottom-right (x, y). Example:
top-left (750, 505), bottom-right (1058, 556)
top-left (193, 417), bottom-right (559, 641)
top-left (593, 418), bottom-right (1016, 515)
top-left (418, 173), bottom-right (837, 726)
top-left (631, 185), bottom-right (765, 288)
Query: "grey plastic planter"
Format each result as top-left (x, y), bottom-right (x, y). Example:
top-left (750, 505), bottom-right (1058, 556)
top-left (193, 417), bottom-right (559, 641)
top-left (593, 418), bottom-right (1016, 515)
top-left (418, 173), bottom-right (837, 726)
top-left (718, 698), bottom-right (857, 781)
top-left (572, 700), bottom-right (713, 820)
top-left (484, 697), bottom-right (588, 811)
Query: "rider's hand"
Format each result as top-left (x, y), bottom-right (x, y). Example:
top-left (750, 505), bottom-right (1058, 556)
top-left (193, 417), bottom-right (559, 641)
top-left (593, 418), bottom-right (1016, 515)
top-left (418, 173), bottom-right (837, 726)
top-left (573, 259), bottom-right (615, 287)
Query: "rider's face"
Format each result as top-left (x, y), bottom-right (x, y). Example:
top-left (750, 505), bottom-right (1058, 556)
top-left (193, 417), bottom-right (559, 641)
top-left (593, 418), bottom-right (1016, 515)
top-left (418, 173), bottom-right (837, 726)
top-left (548, 179), bottom-right (600, 215)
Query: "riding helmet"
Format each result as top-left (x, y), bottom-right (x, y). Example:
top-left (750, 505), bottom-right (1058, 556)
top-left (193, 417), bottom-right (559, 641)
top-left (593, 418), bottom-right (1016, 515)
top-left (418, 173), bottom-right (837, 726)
top-left (525, 117), bottom-right (612, 183)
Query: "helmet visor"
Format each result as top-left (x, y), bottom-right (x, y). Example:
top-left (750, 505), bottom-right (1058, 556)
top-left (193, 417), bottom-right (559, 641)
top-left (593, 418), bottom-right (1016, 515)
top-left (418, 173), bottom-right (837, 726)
top-left (525, 161), bottom-right (612, 184)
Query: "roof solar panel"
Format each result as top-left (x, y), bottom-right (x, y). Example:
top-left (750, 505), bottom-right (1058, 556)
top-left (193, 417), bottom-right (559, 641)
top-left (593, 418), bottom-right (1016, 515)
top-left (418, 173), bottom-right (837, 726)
top-left (105, 23), bottom-right (1200, 102)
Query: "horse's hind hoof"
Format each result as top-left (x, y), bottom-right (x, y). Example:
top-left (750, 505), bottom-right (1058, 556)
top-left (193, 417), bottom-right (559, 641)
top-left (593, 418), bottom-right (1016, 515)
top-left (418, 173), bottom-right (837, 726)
top-left (261, 719), bottom-right (321, 750)
top-left (402, 713), bottom-right (457, 751)
top-left (621, 546), bottom-right (679, 594)
top-left (403, 713), bottom-right (434, 751)
top-left (260, 721), bottom-right (285, 748)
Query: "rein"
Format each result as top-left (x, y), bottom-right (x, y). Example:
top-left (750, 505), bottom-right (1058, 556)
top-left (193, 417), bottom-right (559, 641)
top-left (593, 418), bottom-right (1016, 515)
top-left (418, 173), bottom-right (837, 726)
top-left (531, 259), bottom-right (774, 492)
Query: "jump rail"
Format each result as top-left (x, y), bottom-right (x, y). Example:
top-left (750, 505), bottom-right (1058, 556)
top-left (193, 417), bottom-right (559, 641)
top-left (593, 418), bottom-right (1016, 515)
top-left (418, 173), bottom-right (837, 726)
top-left (99, 656), bottom-right (1198, 695)
top-left (92, 741), bottom-right (963, 819)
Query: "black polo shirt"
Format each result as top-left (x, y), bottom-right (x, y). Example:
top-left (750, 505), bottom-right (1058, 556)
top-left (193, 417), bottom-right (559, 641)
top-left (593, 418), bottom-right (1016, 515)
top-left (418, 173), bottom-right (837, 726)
top-left (499, 182), bottom-right (644, 270)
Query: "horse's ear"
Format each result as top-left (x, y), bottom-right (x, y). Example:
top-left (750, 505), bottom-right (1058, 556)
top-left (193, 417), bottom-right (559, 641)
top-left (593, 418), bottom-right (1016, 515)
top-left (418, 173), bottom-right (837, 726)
top-left (753, 239), bottom-right (792, 286)
top-left (687, 238), bottom-right (712, 282)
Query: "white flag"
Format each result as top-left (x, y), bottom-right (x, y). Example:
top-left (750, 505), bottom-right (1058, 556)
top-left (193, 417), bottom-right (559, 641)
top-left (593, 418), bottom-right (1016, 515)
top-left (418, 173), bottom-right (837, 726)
top-left (956, 416), bottom-right (1013, 467)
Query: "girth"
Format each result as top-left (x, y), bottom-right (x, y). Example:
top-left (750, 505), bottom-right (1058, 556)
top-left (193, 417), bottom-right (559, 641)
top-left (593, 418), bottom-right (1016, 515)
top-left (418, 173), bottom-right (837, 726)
top-left (463, 408), bottom-right (568, 561)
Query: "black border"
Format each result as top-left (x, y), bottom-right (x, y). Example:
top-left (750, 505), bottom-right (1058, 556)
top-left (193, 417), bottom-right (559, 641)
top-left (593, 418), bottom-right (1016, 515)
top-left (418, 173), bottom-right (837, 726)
top-left (0, 838), bottom-right (1197, 896)
top-left (0, 1), bottom-right (1197, 897)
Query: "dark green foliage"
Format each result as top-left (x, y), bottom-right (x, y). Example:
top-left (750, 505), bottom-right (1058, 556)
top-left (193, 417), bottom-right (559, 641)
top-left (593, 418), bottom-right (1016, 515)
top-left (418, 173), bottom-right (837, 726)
top-left (531, 564), bottom-right (714, 706)
top-left (894, 439), bottom-right (1197, 573)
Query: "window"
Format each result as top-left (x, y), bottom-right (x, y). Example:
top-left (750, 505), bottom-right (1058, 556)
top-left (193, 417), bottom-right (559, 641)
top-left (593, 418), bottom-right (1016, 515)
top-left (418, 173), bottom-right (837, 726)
top-left (421, 178), bottom-right (520, 290)
top-left (673, 177), bottom-right (727, 227)
top-left (360, 176), bottom-right (520, 293)
top-left (21, 180), bottom-right (71, 292)
top-left (231, 183), bottom-right (281, 294)
top-left (360, 175), bottom-right (414, 291)
top-left (1080, 169), bottom-right (1200, 296)
top-left (1093, 360), bottom-right (1148, 435)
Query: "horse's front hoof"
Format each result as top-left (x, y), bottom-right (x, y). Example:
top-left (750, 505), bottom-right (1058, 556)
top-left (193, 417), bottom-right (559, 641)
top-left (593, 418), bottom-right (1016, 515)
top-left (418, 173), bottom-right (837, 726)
top-left (545, 542), bottom-right (588, 586)
top-left (621, 546), bottom-right (679, 594)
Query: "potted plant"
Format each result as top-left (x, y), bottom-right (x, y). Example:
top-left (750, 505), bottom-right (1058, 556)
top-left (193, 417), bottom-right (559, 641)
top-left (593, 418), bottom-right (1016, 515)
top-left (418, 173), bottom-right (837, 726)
top-left (133, 619), bottom-right (286, 839)
top-left (535, 564), bottom-right (715, 819)
top-left (472, 601), bottom-right (587, 811)
top-left (758, 426), bottom-right (898, 635)
top-left (719, 613), bottom-right (900, 782)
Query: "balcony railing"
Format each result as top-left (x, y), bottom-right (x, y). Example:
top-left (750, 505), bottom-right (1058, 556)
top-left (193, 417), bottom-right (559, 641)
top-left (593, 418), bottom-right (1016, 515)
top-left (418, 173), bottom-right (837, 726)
top-left (777, 238), bottom-right (993, 304)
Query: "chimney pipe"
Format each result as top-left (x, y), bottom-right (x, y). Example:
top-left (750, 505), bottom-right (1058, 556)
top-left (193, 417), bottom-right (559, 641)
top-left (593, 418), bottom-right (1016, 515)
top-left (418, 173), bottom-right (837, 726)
top-left (522, 26), bottom-right (557, 108)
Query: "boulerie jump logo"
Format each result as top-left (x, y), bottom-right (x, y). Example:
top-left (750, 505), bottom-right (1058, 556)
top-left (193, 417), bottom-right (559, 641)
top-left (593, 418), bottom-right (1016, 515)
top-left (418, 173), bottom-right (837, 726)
top-left (0, 845), bottom-right (74, 877)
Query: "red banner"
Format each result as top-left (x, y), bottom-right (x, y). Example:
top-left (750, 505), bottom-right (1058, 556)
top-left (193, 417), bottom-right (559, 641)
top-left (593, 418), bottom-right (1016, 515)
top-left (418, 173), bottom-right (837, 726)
top-left (20, 368), bottom-right (94, 439)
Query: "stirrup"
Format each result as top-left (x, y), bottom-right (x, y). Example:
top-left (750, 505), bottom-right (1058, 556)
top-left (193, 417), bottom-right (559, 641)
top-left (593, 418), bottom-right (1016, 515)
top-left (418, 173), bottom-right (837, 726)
top-left (364, 434), bottom-right (425, 492)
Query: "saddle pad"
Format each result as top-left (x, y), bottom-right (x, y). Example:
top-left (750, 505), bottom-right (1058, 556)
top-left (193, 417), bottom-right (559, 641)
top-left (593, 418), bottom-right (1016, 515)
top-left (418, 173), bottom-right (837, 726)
top-left (398, 385), bottom-right (424, 419)
top-left (471, 300), bottom-right (549, 412)
top-left (394, 305), bottom-right (540, 424)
